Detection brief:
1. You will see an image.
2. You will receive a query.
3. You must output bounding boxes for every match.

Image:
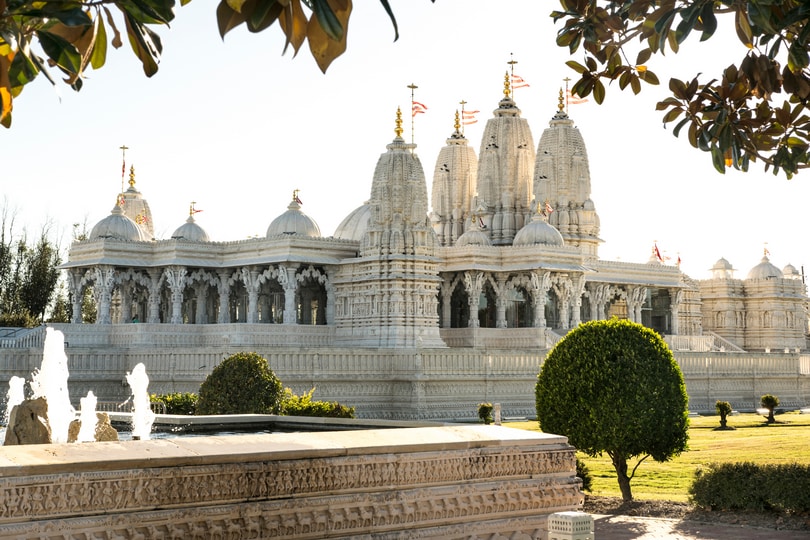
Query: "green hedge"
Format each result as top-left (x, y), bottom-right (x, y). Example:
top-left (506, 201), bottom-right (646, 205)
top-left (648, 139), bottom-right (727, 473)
top-left (281, 387), bottom-right (355, 418)
top-left (690, 462), bottom-right (810, 512)
top-left (151, 392), bottom-right (198, 415)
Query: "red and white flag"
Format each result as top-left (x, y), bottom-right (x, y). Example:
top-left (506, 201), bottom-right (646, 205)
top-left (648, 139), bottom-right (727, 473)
top-left (412, 101), bottom-right (427, 117)
top-left (654, 243), bottom-right (664, 263)
top-left (462, 109), bottom-right (479, 125)
top-left (566, 88), bottom-right (588, 105)
top-left (511, 74), bottom-right (530, 89)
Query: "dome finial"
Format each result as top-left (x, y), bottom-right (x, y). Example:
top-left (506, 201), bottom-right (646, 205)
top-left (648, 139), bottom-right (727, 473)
top-left (293, 189), bottom-right (302, 204)
top-left (558, 87), bottom-right (565, 112)
top-left (128, 165), bottom-right (136, 188)
top-left (395, 107), bottom-right (403, 138)
top-left (503, 71), bottom-right (511, 99)
top-left (454, 110), bottom-right (461, 133)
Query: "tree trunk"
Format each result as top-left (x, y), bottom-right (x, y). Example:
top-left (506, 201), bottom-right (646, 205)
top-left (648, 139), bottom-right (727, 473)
top-left (611, 454), bottom-right (633, 501)
top-left (767, 409), bottom-right (775, 423)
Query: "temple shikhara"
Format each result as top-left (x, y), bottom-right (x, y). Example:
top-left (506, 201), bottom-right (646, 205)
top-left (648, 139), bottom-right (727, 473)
top-left (18, 76), bottom-right (809, 419)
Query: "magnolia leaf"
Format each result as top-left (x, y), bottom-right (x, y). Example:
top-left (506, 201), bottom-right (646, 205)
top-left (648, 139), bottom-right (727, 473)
top-left (699, 3), bottom-right (717, 41)
top-left (123, 12), bottom-right (161, 77)
top-left (90, 14), bottom-right (108, 70)
top-left (36, 31), bottom-right (82, 74)
top-left (217, 0), bottom-right (250, 38)
top-left (247, 1), bottom-right (283, 33)
top-left (0, 52), bottom-right (12, 127)
top-left (710, 144), bottom-right (726, 174)
top-left (279, 0), bottom-right (307, 56)
top-left (734, 6), bottom-right (753, 48)
top-left (227, 0), bottom-right (248, 12)
top-left (307, 0), bottom-right (351, 73)
top-left (593, 79), bottom-right (605, 104)
top-left (377, 0), bottom-right (399, 42)
top-left (311, 0), bottom-right (344, 42)
top-left (565, 60), bottom-right (587, 74)
top-left (103, 6), bottom-right (123, 49)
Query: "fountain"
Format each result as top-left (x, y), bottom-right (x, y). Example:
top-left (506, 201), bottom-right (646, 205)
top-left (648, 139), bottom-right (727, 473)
top-left (75, 391), bottom-right (99, 443)
top-left (28, 327), bottom-right (75, 443)
top-left (125, 362), bottom-right (155, 439)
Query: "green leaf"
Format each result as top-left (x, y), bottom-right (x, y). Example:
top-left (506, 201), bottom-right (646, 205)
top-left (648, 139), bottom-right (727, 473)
top-left (710, 144), bottom-right (726, 174)
top-left (217, 0), bottom-right (249, 38)
top-left (311, 0), bottom-right (344, 41)
top-left (36, 31), bottom-right (82, 73)
top-left (593, 79), bottom-right (605, 104)
top-left (90, 15), bottom-right (108, 70)
top-left (699, 3), bottom-right (717, 41)
top-left (565, 60), bottom-right (587, 74)
top-left (18, 7), bottom-right (91, 27)
top-left (122, 12), bottom-right (162, 77)
top-left (377, 0), bottom-right (399, 42)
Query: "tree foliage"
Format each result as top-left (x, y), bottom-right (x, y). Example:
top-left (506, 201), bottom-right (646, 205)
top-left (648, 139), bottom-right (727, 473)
top-left (0, 207), bottom-right (62, 325)
top-left (715, 399), bottom-right (733, 429)
top-left (552, 1), bottom-right (810, 178)
top-left (0, 0), bottom-right (414, 128)
top-left (760, 393), bottom-right (780, 423)
top-left (536, 318), bottom-right (689, 501)
top-left (196, 351), bottom-right (283, 415)
top-left (280, 386), bottom-right (355, 418)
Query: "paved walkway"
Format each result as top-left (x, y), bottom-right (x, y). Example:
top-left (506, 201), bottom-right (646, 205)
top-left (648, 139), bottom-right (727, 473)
top-left (593, 514), bottom-right (810, 539)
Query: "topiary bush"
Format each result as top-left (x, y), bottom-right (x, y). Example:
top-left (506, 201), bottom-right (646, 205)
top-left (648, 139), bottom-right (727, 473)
top-left (196, 352), bottom-right (283, 415)
top-left (280, 387), bottom-right (355, 418)
top-left (151, 392), bottom-right (198, 415)
top-left (715, 400), bottom-right (733, 429)
top-left (690, 462), bottom-right (810, 512)
top-left (477, 402), bottom-right (494, 425)
top-left (760, 394), bottom-right (780, 423)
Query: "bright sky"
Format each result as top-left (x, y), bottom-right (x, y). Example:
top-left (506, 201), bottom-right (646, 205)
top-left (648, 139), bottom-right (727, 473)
top-left (3, 1), bottom-right (809, 281)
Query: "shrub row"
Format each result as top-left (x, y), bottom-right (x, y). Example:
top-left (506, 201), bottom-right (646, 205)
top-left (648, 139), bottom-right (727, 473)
top-left (151, 392), bottom-right (198, 415)
top-left (690, 462), bottom-right (810, 512)
top-left (281, 387), bottom-right (355, 418)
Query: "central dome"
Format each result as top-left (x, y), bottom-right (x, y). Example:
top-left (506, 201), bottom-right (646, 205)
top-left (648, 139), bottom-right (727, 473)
top-left (90, 204), bottom-right (148, 242)
top-left (512, 214), bottom-right (564, 247)
top-left (266, 196), bottom-right (321, 238)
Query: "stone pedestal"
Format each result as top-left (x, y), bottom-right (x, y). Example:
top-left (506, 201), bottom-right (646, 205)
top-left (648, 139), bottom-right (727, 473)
top-left (547, 511), bottom-right (594, 540)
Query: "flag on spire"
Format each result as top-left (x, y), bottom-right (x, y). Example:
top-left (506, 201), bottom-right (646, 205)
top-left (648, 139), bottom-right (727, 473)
top-left (566, 88), bottom-right (588, 105)
top-left (412, 101), bottom-right (427, 117)
top-left (654, 243), bottom-right (664, 263)
top-left (462, 109), bottom-right (479, 125)
top-left (511, 74), bottom-right (530, 89)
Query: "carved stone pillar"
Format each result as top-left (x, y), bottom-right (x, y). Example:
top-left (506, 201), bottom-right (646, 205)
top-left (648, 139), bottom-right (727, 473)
top-left (530, 271), bottom-right (551, 328)
top-left (323, 265), bottom-right (337, 325)
top-left (586, 283), bottom-right (608, 321)
top-left (552, 277), bottom-right (572, 330)
top-left (241, 267), bottom-right (261, 324)
top-left (494, 274), bottom-right (508, 329)
top-left (195, 284), bottom-right (209, 324)
top-left (164, 266), bottom-right (187, 324)
top-left (570, 275), bottom-right (586, 327)
top-left (67, 269), bottom-right (85, 324)
top-left (464, 271), bottom-right (484, 329)
top-left (145, 269), bottom-right (163, 323)
top-left (440, 277), bottom-right (453, 328)
top-left (216, 270), bottom-right (232, 324)
top-left (278, 265), bottom-right (298, 325)
top-left (93, 265), bottom-right (116, 325)
top-left (119, 282), bottom-right (132, 323)
top-left (670, 288), bottom-right (683, 335)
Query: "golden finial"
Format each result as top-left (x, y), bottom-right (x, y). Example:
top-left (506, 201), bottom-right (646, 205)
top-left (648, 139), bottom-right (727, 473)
top-left (128, 165), bottom-right (136, 188)
top-left (189, 202), bottom-right (195, 217)
top-left (503, 71), bottom-right (511, 98)
top-left (395, 107), bottom-right (403, 138)
top-left (454, 110), bottom-right (461, 132)
top-left (558, 88), bottom-right (565, 112)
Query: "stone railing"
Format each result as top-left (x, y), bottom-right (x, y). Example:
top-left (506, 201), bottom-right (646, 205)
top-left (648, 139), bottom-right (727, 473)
top-left (0, 326), bottom-right (46, 349)
top-left (440, 327), bottom-right (558, 349)
top-left (0, 425), bottom-right (582, 539)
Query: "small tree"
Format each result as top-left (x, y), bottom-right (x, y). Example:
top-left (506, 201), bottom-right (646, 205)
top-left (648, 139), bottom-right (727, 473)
top-left (761, 394), bottom-right (780, 424)
top-left (196, 352), bottom-right (283, 415)
top-left (536, 319), bottom-right (689, 502)
top-left (715, 400), bottom-right (733, 429)
top-left (477, 403), bottom-right (494, 425)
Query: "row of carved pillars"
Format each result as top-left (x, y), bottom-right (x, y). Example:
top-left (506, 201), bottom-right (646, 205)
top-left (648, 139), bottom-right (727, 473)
top-left (66, 264), bottom-right (333, 325)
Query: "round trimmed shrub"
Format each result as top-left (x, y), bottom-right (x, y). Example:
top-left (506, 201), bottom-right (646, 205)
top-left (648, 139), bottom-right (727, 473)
top-left (196, 352), bottom-right (283, 415)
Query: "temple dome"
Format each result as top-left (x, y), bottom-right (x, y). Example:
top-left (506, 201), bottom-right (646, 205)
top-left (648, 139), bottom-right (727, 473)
top-left (90, 204), bottom-right (148, 242)
top-left (456, 225), bottom-right (492, 247)
top-left (171, 215), bottom-right (210, 242)
top-left (747, 256), bottom-right (783, 280)
top-left (266, 197), bottom-right (321, 238)
top-left (512, 214), bottom-right (564, 247)
top-left (710, 257), bottom-right (735, 279)
top-left (783, 263), bottom-right (802, 280)
top-left (334, 202), bottom-right (371, 241)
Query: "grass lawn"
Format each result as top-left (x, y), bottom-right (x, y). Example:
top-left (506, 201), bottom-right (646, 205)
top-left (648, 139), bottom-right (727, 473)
top-left (504, 412), bottom-right (810, 502)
